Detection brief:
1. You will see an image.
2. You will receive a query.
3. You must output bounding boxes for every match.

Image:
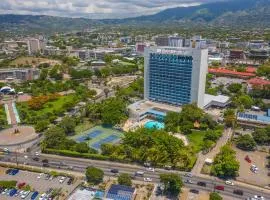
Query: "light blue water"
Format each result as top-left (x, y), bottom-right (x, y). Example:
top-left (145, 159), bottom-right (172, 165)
top-left (144, 121), bottom-right (165, 130)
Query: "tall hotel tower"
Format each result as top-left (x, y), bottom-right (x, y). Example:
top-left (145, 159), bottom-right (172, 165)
top-left (144, 46), bottom-right (208, 108)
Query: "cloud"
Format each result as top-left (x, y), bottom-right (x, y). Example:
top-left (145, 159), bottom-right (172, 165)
top-left (0, 0), bottom-right (222, 19)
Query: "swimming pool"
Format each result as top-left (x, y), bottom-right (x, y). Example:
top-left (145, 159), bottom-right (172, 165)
top-left (144, 121), bottom-right (165, 130)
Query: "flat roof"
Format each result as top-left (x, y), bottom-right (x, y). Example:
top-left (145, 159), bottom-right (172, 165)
top-left (204, 94), bottom-right (230, 107)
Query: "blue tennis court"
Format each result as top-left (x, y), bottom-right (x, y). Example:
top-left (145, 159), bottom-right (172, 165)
top-left (91, 135), bottom-right (120, 150)
top-left (76, 130), bottom-right (102, 142)
top-left (72, 125), bottom-right (124, 151)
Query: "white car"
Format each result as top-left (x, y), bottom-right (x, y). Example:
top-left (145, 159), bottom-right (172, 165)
top-left (37, 173), bottom-right (44, 179)
top-left (35, 152), bottom-right (40, 156)
top-left (59, 176), bottom-right (66, 183)
top-left (184, 179), bottom-right (194, 184)
top-left (144, 177), bottom-right (152, 182)
top-left (225, 180), bottom-right (234, 186)
top-left (254, 195), bottom-right (264, 200)
top-left (39, 193), bottom-right (47, 200)
top-left (21, 191), bottom-right (30, 199)
top-left (146, 167), bottom-right (155, 172)
top-left (1, 188), bottom-right (8, 194)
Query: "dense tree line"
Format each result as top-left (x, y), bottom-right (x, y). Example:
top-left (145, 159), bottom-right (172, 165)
top-left (211, 145), bottom-right (240, 178)
top-left (101, 128), bottom-right (194, 170)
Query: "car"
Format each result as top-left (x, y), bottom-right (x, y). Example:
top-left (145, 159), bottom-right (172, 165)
top-left (245, 155), bottom-right (252, 163)
top-left (3, 148), bottom-right (9, 152)
top-left (197, 181), bottom-right (207, 187)
top-left (254, 195), bottom-right (264, 200)
top-left (49, 176), bottom-right (54, 181)
top-left (39, 193), bottom-right (47, 200)
top-left (185, 173), bottom-right (193, 177)
top-left (9, 169), bottom-right (19, 175)
top-left (59, 176), bottom-right (66, 183)
top-left (9, 188), bottom-right (17, 197)
top-left (1, 188), bottom-right (8, 194)
top-left (144, 162), bottom-right (151, 167)
top-left (144, 177), bottom-right (152, 182)
top-left (31, 191), bottom-right (39, 200)
top-left (5, 189), bottom-right (12, 196)
top-left (215, 185), bottom-right (224, 191)
top-left (17, 182), bottom-right (26, 189)
top-left (42, 159), bottom-right (49, 163)
top-left (135, 171), bottom-right (145, 177)
top-left (21, 191), bottom-right (30, 199)
top-left (5, 168), bottom-right (12, 174)
top-left (24, 155), bottom-right (28, 159)
top-left (33, 157), bottom-right (39, 161)
top-left (184, 179), bottom-right (194, 184)
top-left (35, 152), bottom-right (40, 156)
top-left (67, 178), bottom-right (73, 185)
top-left (233, 189), bottom-right (243, 196)
top-left (225, 180), bottom-right (234, 186)
top-left (164, 165), bottom-right (172, 170)
top-left (37, 173), bottom-right (43, 179)
top-left (110, 169), bottom-right (119, 173)
top-left (44, 174), bottom-right (50, 180)
top-left (189, 189), bottom-right (199, 194)
top-left (146, 167), bottom-right (155, 172)
top-left (14, 190), bottom-right (21, 197)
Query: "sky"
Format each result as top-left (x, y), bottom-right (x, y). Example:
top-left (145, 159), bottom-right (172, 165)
top-left (0, 0), bottom-right (222, 19)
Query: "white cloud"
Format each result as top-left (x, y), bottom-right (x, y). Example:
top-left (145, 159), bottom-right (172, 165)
top-left (0, 0), bottom-right (221, 19)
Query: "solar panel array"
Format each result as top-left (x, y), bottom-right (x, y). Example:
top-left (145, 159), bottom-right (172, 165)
top-left (106, 184), bottom-right (135, 200)
top-left (238, 113), bottom-right (258, 120)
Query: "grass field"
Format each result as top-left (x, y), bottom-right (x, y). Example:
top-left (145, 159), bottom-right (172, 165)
top-left (10, 57), bottom-right (61, 67)
top-left (187, 130), bottom-right (207, 153)
top-left (119, 61), bottom-right (136, 66)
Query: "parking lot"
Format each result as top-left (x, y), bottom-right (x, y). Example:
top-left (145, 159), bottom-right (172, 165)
top-left (234, 147), bottom-right (269, 187)
top-left (0, 167), bottom-right (79, 199)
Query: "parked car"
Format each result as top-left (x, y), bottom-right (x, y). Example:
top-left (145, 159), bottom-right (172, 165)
top-left (245, 155), bottom-right (251, 163)
top-left (31, 191), bottom-right (39, 200)
top-left (9, 189), bottom-right (17, 197)
top-left (146, 167), bottom-right (155, 172)
top-left (184, 179), bottom-right (194, 184)
top-left (9, 169), bottom-right (19, 175)
top-left (21, 191), bottom-right (30, 199)
top-left (253, 195), bottom-right (264, 200)
top-left (189, 189), bottom-right (199, 194)
top-left (215, 185), bottom-right (224, 191)
top-left (1, 188), bottom-right (8, 195)
top-left (5, 168), bottom-right (12, 174)
top-left (67, 178), bottom-right (73, 185)
top-left (17, 182), bottom-right (26, 189)
top-left (233, 189), bottom-right (243, 196)
top-left (59, 176), bottom-right (66, 184)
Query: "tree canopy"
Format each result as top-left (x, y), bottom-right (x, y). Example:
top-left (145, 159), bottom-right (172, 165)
top-left (118, 173), bottom-right (132, 186)
top-left (85, 167), bottom-right (104, 184)
top-left (160, 173), bottom-right (183, 197)
top-left (210, 192), bottom-right (223, 200)
top-left (211, 145), bottom-right (240, 178)
top-left (236, 134), bottom-right (256, 151)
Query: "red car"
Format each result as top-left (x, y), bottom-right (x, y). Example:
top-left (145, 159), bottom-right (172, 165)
top-left (215, 185), bottom-right (224, 191)
top-left (245, 155), bottom-right (251, 163)
top-left (17, 182), bottom-right (26, 189)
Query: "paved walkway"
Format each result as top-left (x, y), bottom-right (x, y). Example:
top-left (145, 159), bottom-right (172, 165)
top-left (191, 128), bottom-right (233, 175)
top-left (6, 100), bottom-right (17, 126)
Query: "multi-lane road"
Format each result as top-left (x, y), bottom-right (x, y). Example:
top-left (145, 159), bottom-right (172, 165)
top-left (1, 152), bottom-right (270, 200)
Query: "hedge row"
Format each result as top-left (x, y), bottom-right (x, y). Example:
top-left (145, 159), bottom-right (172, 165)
top-left (0, 180), bottom-right (17, 188)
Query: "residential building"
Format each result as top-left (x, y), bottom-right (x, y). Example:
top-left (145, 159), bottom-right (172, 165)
top-left (144, 46), bottom-right (208, 108)
top-left (27, 38), bottom-right (45, 55)
top-left (168, 36), bottom-right (183, 47)
top-left (0, 68), bottom-right (40, 81)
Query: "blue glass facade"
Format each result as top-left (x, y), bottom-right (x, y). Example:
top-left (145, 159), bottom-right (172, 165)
top-left (148, 53), bottom-right (193, 105)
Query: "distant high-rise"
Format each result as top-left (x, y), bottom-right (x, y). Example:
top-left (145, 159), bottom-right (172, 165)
top-left (168, 36), bottom-right (183, 47)
top-left (155, 36), bottom-right (169, 46)
top-left (27, 38), bottom-right (45, 55)
top-left (144, 46), bottom-right (208, 108)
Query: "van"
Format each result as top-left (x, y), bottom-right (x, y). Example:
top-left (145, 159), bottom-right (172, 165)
top-left (135, 171), bottom-right (145, 176)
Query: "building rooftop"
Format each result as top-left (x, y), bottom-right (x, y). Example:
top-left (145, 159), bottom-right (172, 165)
top-left (208, 68), bottom-right (256, 77)
top-left (106, 184), bottom-right (135, 200)
top-left (204, 94), bottom-right (230, 108)
top-left (247, 77), bottom-right (270, 86)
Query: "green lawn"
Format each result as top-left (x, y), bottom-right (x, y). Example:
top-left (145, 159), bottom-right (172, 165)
top-left (187, 130), bottom-right (207, 153)
top-left (36, 94), bottom-right (77, 114)
top-left (119, 61), bottom-right (136, 66)
top-left (75, 119), bottom-right (95, 134)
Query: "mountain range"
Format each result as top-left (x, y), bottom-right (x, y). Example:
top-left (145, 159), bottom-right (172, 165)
top-left (0, 0), bottom-right (269, 35)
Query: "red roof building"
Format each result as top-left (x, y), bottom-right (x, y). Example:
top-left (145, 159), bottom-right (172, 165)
top-left (246, 67), bottom-right (257, 73)
top-left (208, 68), bottom-right (256, 79)
top-left (247, 77), bottom-right (270, 86)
